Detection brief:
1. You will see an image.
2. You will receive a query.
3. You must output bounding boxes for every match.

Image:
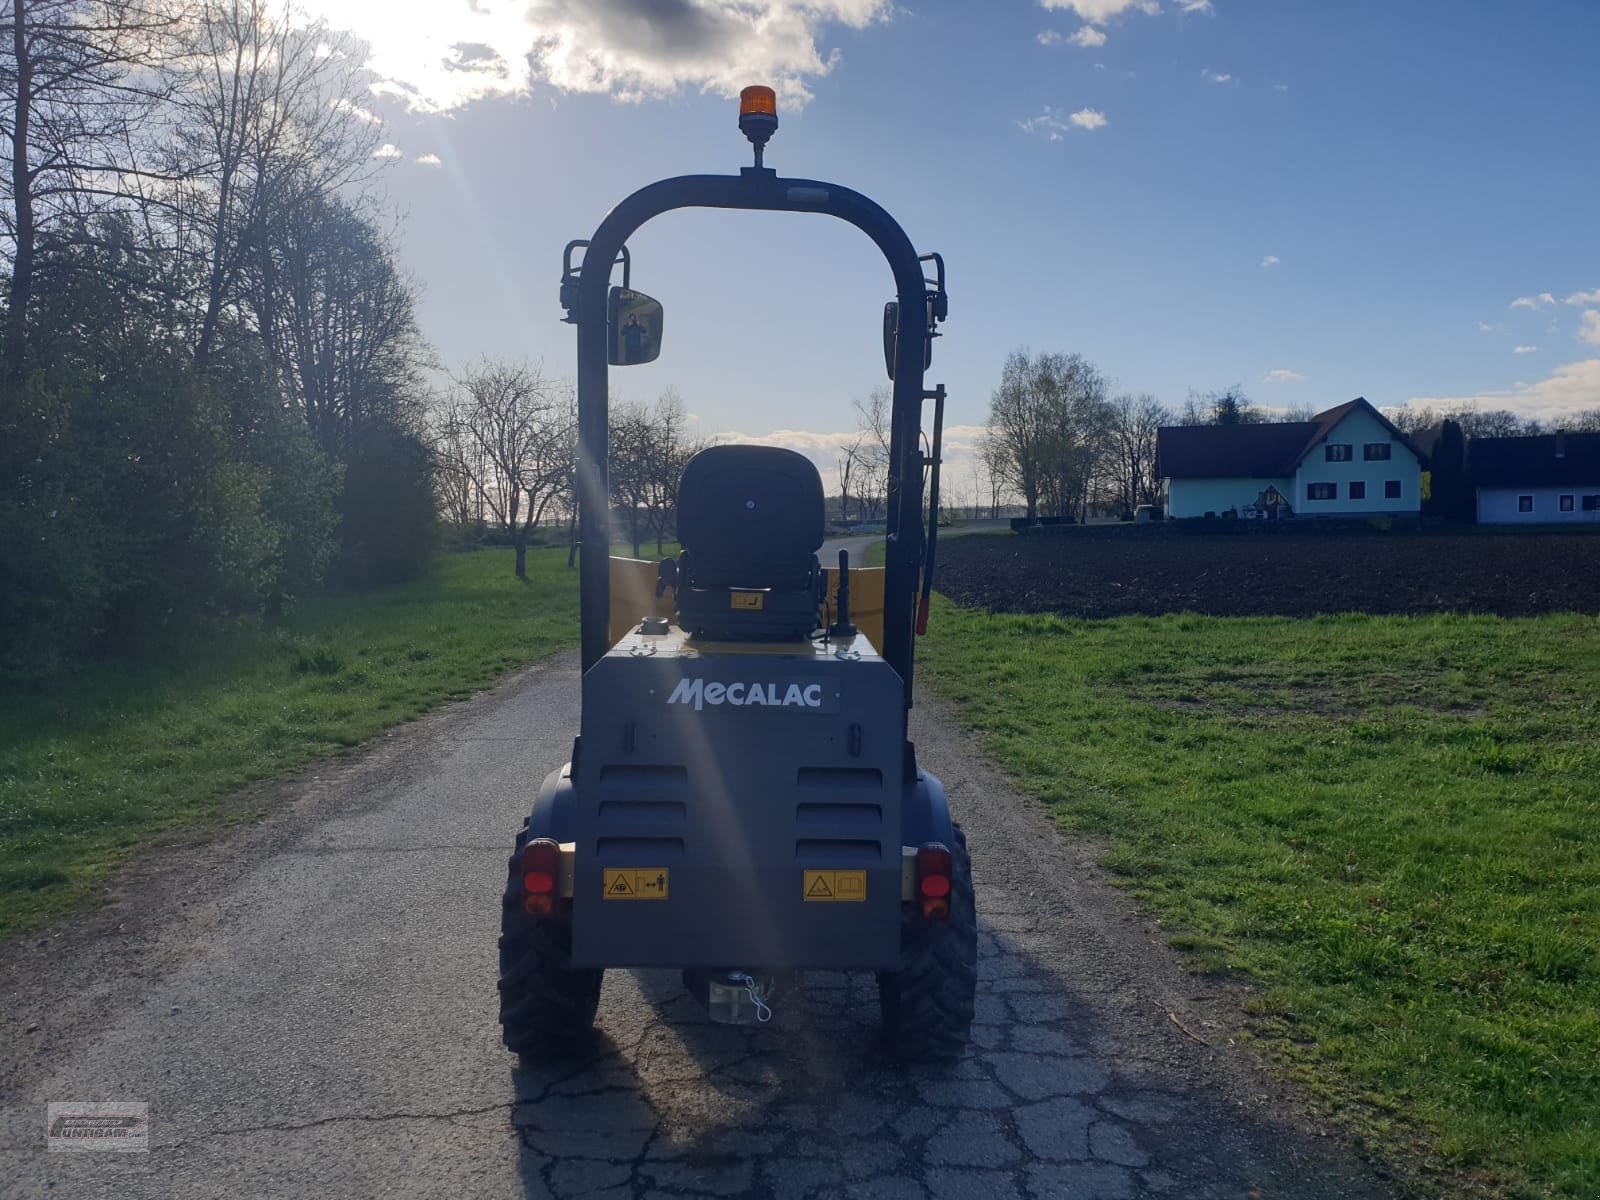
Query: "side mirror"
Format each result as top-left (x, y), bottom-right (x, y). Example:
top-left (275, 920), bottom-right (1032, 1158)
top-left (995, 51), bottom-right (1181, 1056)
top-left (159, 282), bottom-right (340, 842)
top-left (609, 288), bottom-right (663, 366)
top-left (882, 299), bottom-right (933, 380)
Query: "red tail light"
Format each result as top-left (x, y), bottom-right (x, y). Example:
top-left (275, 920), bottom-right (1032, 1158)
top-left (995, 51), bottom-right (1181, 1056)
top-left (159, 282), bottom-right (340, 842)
top-left (915, 842), bottom-right (953, 921)
top-left (916, 595), bottom-right (931, 636)
top-left (520, 839), bottom-right (561, 910)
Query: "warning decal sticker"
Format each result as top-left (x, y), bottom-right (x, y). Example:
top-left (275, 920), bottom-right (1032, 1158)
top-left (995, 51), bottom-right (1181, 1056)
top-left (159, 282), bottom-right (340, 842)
top-left (603, 869), bottom-right (669, 901)
top-left (802, 870), bottom-right (867, 902)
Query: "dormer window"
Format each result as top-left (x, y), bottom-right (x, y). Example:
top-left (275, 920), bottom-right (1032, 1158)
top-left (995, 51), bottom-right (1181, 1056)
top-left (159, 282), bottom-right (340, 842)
top-left (1325, 444), bottom-right (1352, 462)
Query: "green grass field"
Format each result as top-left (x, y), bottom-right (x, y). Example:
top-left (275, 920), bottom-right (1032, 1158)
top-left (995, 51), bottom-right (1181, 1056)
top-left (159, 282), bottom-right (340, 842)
top-left (0, 548), bottom-right (580, 937)
top-left (917, 601), bottom-right (1600, 1198)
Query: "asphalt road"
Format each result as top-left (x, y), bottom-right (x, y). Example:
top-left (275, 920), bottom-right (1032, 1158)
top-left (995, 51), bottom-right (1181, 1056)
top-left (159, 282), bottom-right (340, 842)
top-left (0, 651), bottom-right (1398, 1200)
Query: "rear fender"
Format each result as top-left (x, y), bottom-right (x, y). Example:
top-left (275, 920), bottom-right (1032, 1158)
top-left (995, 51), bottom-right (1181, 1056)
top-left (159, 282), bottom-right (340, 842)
top-left (528, 762), bottom-right (577, 843)
top-left (901, 763), bottom-right (955, 849)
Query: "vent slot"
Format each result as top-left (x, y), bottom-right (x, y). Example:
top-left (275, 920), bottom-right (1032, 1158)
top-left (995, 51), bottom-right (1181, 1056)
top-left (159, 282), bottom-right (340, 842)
top-left (598, 800), bottom-right (687, 823)
top-left (599, 764), bottom-right (688, 789)
top-left (596, 837), bottom-right (685, 860)
top-left (795, 839), bottom-right (881, 861)
top-left (796, 802), bottom-right (881, 826)
top-left (796, 767), bottom-right (883, 789)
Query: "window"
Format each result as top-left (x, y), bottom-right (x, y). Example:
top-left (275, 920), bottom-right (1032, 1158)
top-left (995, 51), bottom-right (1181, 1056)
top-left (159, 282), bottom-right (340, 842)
top-left (1307, 482), bottom-right (1337, 501)
top-left (1385, 480), bottom-right (1402, 500)
top-left (1325, 444), bottom-right (1352, 462)
top-left (1584, 495), bottom-right (1600, 512)
top-left (1561, 494), bottom-right (1574, 512)
top-left (1363, 443), bottom-right (1392, 461)
top-left (1349, 480), bottom-right (1366, 500)
top-left (1518, 495), bottom-right (1534, 513)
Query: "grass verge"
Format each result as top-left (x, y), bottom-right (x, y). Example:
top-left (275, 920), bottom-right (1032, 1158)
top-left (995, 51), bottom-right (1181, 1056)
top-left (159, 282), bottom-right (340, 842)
top-left (917, 601), bottom-right (1599, 1198)
top-left (0, 548), bottom-right (578, 938)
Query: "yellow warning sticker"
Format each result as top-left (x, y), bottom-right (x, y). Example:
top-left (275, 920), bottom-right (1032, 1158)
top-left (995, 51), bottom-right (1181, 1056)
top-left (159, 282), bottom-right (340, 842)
top-left (803, 870), bottom-right (867, 902)
top-left (603, 869), bottom-right (669, 901)
top-left (730, 590), bottom-right (765, 611)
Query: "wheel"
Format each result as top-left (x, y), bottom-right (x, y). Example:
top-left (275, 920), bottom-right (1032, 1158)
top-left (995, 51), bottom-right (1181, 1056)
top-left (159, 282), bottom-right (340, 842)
top-left (878, 825), bottom-right (977, 1059)
top-left (497, 821), bottom-right (603, 1058)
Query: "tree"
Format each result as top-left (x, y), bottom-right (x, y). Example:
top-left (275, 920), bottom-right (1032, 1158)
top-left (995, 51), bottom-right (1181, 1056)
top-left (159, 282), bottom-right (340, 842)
top-left (444, 360), bottom-right (575, 578)
top-left (1104, 392), bottom-right (1170, 516)
top-left (609, 390), bottom-right (701, 558)
top-left (987, 348), bottom-right (1108, 520)
top-left (255, 197), bottom-right (427, 457)
top-left (1182, 385), bottom-right (1262, 426)
top-left (1, 0), bottom-right (178, 375)
top-left (850, 386), bottom-right (891, 521)
top-left (1426, 418), bottom-right (1470, 522)
top-left (834, 432), bottom-right (864, 524)
top-left (977, 432), bottom-right (1008, 519)
top-left (638, 388), bottom-right (699, 555)
top-left (165, 0), bottom-right (380, 364)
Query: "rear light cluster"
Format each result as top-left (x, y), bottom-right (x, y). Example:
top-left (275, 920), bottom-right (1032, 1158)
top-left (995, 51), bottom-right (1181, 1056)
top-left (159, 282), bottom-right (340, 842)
top-left (521, 839), bottom-right (561, 917)
top-left (915, 842), bottom-right (953, 922)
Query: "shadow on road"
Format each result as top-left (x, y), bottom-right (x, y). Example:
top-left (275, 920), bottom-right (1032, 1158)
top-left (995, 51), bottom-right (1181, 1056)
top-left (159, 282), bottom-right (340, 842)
top-left (503, 916), bottom-right (1396, 1200)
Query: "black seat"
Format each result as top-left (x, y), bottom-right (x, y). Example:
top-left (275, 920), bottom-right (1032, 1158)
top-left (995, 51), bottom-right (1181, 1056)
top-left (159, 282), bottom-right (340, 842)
top-left (674, 445), bottom-right (825, 640)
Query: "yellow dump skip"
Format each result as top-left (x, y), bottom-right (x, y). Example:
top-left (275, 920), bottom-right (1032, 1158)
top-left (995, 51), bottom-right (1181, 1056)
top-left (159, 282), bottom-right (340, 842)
top-left (608, 557), bottom-right (885, 652)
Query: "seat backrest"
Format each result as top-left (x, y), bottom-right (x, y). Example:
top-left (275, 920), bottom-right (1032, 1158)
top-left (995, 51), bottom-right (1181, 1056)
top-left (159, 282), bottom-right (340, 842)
top-left (676, 445), bottom-right (824, 582)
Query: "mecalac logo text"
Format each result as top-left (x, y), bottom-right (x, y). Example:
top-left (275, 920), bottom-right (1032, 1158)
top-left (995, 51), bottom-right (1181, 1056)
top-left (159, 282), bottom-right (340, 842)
top-left (666, 678), bottom-right (836, 713)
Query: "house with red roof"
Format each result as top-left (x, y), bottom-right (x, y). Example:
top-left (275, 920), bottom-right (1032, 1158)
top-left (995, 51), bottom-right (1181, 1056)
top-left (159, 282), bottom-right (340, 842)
top-left (1155, 398), bottom-right (1426, 520)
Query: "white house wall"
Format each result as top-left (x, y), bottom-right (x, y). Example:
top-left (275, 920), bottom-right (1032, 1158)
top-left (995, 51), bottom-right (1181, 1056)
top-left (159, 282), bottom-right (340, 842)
top-left (1167, 478), bottom-right (1291, 519)
top-left (1477, 485), bottom-right (1600, 524)
top-left (1291, 408), bottom-right (1421, 516)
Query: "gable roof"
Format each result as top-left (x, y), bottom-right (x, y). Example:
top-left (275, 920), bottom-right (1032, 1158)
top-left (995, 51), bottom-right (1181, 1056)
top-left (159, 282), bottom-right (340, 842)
top-left (1156, 421), bottom-right (1319, 479)
top-left (1468, 432), bottom-right (1600, 488)
top-left (1156, 397), bottom-right (1427, 480)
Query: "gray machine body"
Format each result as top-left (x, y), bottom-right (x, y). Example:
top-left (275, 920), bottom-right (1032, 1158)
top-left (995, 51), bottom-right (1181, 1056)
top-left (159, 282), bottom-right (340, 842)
top-left (527, 627), bottom-right (954, 970)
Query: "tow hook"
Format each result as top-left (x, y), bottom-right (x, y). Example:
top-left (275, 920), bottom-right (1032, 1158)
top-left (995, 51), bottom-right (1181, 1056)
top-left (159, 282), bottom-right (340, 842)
top-left (692, 969), bottom-right (775, 1025)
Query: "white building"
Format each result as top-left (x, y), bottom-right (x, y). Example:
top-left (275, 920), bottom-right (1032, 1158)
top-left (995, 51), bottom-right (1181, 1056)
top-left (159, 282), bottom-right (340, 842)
top-left (1156, 398), bottom-right (1425, 520)
top-left (1470, 432), bottom-right (1600, 524)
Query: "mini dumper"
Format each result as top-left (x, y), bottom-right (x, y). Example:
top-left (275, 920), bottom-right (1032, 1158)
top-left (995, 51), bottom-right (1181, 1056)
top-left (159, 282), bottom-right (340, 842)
top-left (498, 86), bottom-right (976, 1059)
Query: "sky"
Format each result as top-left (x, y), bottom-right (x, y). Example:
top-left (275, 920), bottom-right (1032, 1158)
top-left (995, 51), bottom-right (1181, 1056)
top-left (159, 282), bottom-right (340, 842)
top-left (299, 0), bottom-right (1600, 479)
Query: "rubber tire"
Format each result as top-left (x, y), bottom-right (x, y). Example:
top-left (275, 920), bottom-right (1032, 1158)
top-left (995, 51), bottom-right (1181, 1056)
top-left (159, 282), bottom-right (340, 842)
top-left (497, 821), bottom-right (603, 1059)
top-left (878, 826), bottom-right (978, 1059)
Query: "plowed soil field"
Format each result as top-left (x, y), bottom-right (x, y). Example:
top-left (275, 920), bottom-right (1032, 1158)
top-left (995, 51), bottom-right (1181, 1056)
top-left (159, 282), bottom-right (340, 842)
top-left (935, 528), bottom-right (1600, 618)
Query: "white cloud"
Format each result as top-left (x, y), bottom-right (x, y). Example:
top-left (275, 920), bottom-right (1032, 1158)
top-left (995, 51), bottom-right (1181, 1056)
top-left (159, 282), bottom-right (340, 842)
top-left (1582, 311), bottom-right (1600, 346)
top-left (1039, 0), bottom-right (1158, 23)
top-left (1263, 368), bottom-right (1304, 383)
top-left (414, 153), bottom-right (443, 167)
top-left (1477, 321), bottom-right (1494, 333)
top-left (1564, 288), bottom-right (1600, 306)
top-left (1404, 358), bottom-right (1600, 426)
top-left (1273, 82), bottom-right (1289, 92)
top-left (1201, 68), bottom-right (1233, 84)
top-left (1019, 106), bottom-right (1107, 140)
top-left (719, 423), bottom-right (990, 478)
top-left (1039, 25), bottom-right (1108, 47)
top-left (299, 0), bottom-right (890, 112)
top-left (1175, 0), bottom-right (1214, 11)
top-left (333, 97), bottom-right (382, 125)
top-left (372, 142), bottom-right (403, 159)
top-left (1513, 345), bottom-right (1538, 354)
top-left (1260, 254), bottom-right (1280, 268)
top-left (1509, 292), bottom-right (1556, 310)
